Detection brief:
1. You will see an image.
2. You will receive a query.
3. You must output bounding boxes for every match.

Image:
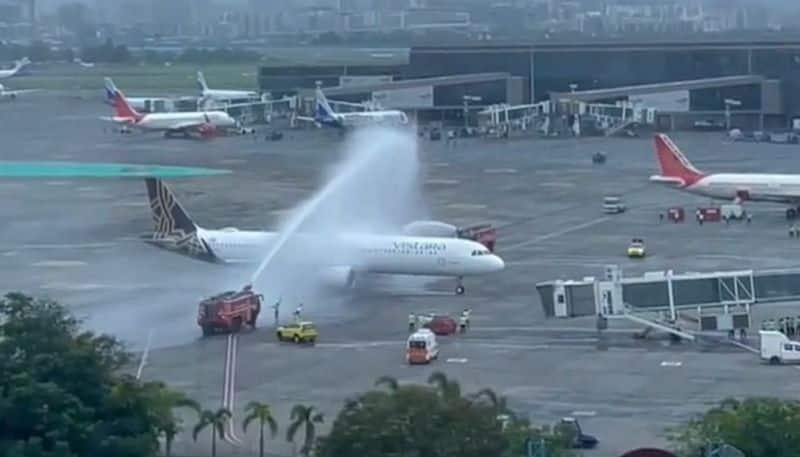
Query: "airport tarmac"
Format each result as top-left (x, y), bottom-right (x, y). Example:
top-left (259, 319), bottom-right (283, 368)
top-left (3, 94), bottom-right (800, 456)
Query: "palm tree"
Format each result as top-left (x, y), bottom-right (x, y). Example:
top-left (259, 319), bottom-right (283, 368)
top-left (286, 404), bottom-right (324, 457)
top-left (193, 408), bottom-right (231, 457)
top-left (427, 371), bottom-right (462, 400)
top-left (471, 388), bottom-right (508, 411)
top-left (243, 401), bottom-right (278, 457)
top-left (374, 375), bottom-right (399, 392)
top-left (154, 389), bottom-right (200, 457)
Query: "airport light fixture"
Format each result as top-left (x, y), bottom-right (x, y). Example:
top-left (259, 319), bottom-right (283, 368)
top-left (724, 98), bottom-right (741, 130)
top-left (463, 95), bottom-right (482, 128)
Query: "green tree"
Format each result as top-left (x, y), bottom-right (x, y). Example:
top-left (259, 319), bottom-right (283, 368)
top-left (374, 375), bottom-right (399, 392)
top-left (144, 385), bottom-right (200, 456)
top-left (286, 404), bottom-right (324, 457)
top-left (668, 397), bottom-right (800, 457)
top-left (427, 371), bottom-right (462, 400)
top-left (192, 408), bottom-right (231, 457)
top-left (0, 292), bottom-right (186, 457)
top-left (243, 401), bottom-right (278, 457)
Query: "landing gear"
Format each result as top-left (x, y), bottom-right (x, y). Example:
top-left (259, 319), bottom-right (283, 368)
top-left (455, 278), bottom-right (465, 295)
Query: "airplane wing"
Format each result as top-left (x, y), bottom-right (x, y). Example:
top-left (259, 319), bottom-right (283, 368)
top-left (2, 89), bottom-right (40, 97)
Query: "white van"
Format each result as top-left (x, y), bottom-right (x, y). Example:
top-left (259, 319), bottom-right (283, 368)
top-left (406, 329), bottom-right (439, 364)
top-left (760, 330), bottom-right (800, 364)
top-left (602, 196), bottom-right (626, 214)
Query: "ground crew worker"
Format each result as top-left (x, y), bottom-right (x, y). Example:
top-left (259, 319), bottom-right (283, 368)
top-left (463, 307), bottom-right (472, 328)
top-left (459, 313), bottom-right (468, 333)
top-left (659, 213), bottom-right (664, 222)
top-left (746, 213), bottom-right (752, 224)
top-left (408, 312), bottom-right (416, 332)
top-left (273, 297), bottom-right (281, 325)
top-left (294, 303), bottom-right (303, 322)
top-left (698, 212), bottom-right (704, 225)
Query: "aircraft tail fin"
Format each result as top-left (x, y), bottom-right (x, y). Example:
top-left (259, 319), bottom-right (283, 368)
top-left (653, 133), bottom-right (704, 185)
top-left (197, 71), bottom-right (209, 93)
top-left (145, 178), bottom-right (197, 237)
top-left (104, 77), bottom-right (142, 120)
top-left (314, 87), bottom-right (336, 121)
top-left (144, 178), bottom-right (218, 262)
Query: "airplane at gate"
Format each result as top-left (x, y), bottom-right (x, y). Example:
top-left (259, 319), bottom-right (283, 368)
top-left (0, 57), bottom-right (30, 80)
top-left (650, 133), bottom-right (800, 218)
top-left (103, 77), bottom-right (237, 138)
top-left (298, 87), bottom-right (408, 129)
top-left (143, 178), bottom-right (503, 295)
top-left (0, 83), bottom-right (39, 100)
top-left (197, 71), bottom-right (259, 102)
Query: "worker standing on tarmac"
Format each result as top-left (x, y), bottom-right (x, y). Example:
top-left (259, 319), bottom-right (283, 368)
top-left (273, 297), bottom-right (281, 325)
top-left (408, 312), bottom-right (416, 332)
top-left (459, 313), bottom-right (468, 333)
top-left (294, 303), bottom-right (303, 322)
top-left (462, 307), bottom-right (472, 329)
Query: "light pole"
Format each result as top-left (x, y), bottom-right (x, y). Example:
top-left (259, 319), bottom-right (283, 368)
top-left (463, 95), bottom-right (482, 128)
top-left (724, 98), bottom-right (741, 131)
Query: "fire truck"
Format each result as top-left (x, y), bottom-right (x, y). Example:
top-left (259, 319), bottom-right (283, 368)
top-left (197, 285), bottom-right (262, 336)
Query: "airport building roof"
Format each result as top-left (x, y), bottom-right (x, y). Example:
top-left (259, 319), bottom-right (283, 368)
top-left (299, 72), bottom-right (513, 97)
top-left (551, 75), bottom-right (765, 103)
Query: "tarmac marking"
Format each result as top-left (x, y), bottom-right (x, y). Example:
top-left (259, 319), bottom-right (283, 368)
top-left (570, 411), bottom-right (597, 417)
top-left (446, 358), bottom-right (468, 363)
top-left (112, 201), bottom-right (149, 207)
top-left (2, 251), bottom-right (18, 257)
top-left (660, 361), bottom-right (683, 367)
top-left (426, 178), bottom-right (460, 185)
top-left (474, 326), bottom-right (637, 334)
top-left (432, 162), bottom-right (449, 167)
top-left (77, 186), bottom-right (99, 192)
top-left (446, 203), bottom-right (488, 210)
top-left (21, 242), bottom-right (116, 250)
top-left (45, 181), bottom-right (71, 186)
top-left (40, 282), bottom-right (106, 291)
top-left (32, 260), bottom-right (87, 268)
top-left (483, 168), bottom-right (518, 174)
top-left (539, 181), bottom-right (575, 188)
top-left (504, 217), bottom-right (612, 251)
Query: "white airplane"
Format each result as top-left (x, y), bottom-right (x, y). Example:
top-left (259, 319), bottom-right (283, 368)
top-left (650, 133), bottom-right (800, 218)
top-left (143, 178), bottom-right (504, 295)
top-left (298, 87), bottom-right (408, 129)
top-left (104, 77), bottom-right (237, 138)
top-left (0, 83), bottom-right (38, 100)
top-left (197, 71), bottom-right (259, 102)
top-left (0, 57), bottom-right (30, 80)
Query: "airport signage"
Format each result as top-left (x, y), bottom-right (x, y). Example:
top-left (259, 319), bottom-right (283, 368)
top-left (629, 90), bottom-right (690, 113)
top-left (372, 86), bottom-right (434, 109)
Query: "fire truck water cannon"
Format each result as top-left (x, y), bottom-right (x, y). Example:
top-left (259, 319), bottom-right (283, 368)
top-left (197, 285), bottom-right (262, 337)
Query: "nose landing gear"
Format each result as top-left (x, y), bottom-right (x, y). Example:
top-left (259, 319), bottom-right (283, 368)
top-left (456, 277), bottom-right (465, 295)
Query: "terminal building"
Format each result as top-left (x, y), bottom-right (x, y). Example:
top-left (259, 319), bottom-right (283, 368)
top-left (259, 39), bottom-right (800, 129)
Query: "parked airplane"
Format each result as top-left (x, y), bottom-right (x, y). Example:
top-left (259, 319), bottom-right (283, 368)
top-left (143, 178), bottom-right (503, 294)
top-left (104, 77), bottom-right (237, 138)
top-left (0, 83), bottom-right (38, 100)
top-left (0, 57), bottom-right (30, 79)
top-left (197, 71), bottom-right (259, 102)
top-left (650, 133), bottom-right (800, 218)
top-left (298, 87), bottom-right (408, 129)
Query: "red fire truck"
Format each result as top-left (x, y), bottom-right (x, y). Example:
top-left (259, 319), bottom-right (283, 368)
top-left (197, 285), bottom-right (262, 336)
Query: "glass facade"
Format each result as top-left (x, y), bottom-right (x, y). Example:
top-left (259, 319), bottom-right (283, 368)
top-left (410, 43), bottom-right (800, 114)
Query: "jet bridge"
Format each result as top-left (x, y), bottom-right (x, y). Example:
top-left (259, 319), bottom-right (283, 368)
top-left (534, 265), bottom-right (800, 340)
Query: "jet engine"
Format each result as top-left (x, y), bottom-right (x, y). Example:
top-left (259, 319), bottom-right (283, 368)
top-left (318, 266), bottom-right (355, 289)
top-left (402, 220), bottom-right (458, 237)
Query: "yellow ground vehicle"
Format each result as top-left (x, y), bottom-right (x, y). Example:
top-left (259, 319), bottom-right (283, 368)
top-left (627, 238), bottom-right (646, 258)
top-left (276, 321), bottom-right (318, 344)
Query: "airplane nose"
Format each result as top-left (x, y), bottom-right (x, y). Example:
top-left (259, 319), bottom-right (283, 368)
top-left (489, 254), bottom-right (505, 271)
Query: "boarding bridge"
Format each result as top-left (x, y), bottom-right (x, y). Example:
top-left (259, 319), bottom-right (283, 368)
top-left (479, 102), bottom-right (551, 130)
top-left (204, 97), bottom-right (295, 125)
top-left (535, 265), bottom-right (800, 340)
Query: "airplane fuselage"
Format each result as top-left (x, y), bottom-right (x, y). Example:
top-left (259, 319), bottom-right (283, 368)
top-left (121, 111), bottom-right (236, 131)
top-left (194, 228), bottom-right (504, 277)
top-left (203, 89), bottom-right (259, 101)
top-left (659, 173), bottom-right (800, 204)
